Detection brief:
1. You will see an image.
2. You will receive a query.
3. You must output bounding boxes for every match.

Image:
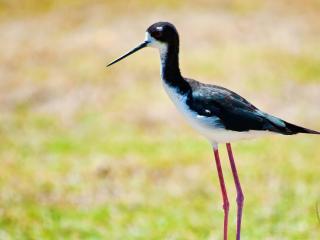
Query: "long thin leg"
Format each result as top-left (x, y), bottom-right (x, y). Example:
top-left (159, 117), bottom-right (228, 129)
top-left (226, 143), bottom-right (244, 240)
top-left (213, 145), bottom-right (229, 240)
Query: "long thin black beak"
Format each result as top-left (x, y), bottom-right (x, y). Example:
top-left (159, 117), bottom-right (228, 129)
top-left (107, 41), bottom-right (148, 67)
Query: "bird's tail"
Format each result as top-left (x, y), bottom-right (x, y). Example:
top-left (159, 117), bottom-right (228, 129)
top-left (283, 121), bottom-right (320, 135)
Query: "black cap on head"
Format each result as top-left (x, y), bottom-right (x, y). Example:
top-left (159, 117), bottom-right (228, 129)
top-left (147, 22), bottom-right (179, 45)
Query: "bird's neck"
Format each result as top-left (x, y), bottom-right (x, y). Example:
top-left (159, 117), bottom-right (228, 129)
top-left (159, 43), bottom-right (189, 94)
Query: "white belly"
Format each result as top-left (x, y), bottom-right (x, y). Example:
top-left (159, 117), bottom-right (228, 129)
top-left (162, 82), bottom-right (270, 144)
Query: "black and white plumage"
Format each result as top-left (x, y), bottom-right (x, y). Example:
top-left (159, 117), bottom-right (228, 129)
top-left (164, 77), bottom-right (319, 143)
top-left (107, 21), bottom-right (319, 240)
top-left (108, 22), bottom-right (319, 144)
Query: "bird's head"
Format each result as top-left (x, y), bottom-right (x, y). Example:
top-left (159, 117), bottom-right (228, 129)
top-left (146, 22), bottom-right (179, 49)
top-left (107, 22), bottom-right (179, 67)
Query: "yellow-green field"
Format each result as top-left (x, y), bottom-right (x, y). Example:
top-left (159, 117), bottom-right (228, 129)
top-left (1, 1), bottom-right (320, 239)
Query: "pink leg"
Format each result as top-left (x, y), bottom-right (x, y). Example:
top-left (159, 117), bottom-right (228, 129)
top-left (226, 143), bottom-right (244, 240)
top-left (213, 145), bottom-right (229, 240)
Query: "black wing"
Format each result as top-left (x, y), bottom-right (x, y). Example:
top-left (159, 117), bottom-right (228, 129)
top-left (185, 79), bottom-right (298, 134)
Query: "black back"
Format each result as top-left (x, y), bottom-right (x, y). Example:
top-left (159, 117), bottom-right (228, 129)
top-left (185, 79), bottom-right (319, 134)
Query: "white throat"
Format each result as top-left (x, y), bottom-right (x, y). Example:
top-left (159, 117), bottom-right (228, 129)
top-left (145, 32), bottom-right (168, 79)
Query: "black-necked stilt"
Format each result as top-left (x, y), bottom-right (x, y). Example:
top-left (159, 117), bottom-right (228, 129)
top-left (107, 22), bottom-right (319, 240)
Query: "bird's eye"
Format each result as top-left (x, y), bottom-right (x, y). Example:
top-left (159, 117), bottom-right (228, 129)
top-left (153, 30), bottom-right (162, 38)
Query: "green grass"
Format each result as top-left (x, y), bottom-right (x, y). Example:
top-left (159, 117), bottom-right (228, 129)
top-left (1, 1), bottom-right (320, 239)
top-left (1, 112), bottom-right (319, 239)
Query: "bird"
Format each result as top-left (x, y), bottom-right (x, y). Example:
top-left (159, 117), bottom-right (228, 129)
top-left (107, 22), bottom-right (319, 240)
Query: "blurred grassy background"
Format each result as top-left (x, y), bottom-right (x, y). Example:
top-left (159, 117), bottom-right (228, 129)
top-left (0, 0), bottom-right (320, 239)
